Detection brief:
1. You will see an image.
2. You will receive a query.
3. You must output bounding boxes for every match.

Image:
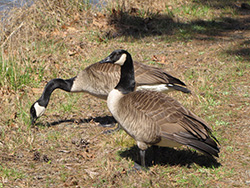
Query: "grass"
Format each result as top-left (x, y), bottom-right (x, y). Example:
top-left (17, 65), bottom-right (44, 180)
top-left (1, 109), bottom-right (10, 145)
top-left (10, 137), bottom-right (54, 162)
top-left (0, 0), bottom-right (250, 187)
top-left (0, 165), bottom-right (26, 181)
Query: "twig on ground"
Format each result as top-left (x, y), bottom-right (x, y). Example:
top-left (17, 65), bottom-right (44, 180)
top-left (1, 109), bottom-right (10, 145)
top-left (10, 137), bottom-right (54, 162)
top-left (1, 22), bottom-right (24, 48)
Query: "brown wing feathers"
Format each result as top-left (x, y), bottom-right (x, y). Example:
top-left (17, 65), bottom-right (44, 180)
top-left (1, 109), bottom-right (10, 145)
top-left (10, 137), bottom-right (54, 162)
top-left (133, 61), bottom-right (173, 84)
top-left (173, 132), bottom-right (219, 157)
top-left (86, 63), bottom-right (120, 92)
top-left (133, 61), bottom-right (189, 88)
top-left (163, 113), bottom-right (220, 157)
top-left (86, 61), bottom-right (190, 93)
top-left (124, 90), bottom-right (219, 157)
top-left (150, 68), bottom-right (191, 93)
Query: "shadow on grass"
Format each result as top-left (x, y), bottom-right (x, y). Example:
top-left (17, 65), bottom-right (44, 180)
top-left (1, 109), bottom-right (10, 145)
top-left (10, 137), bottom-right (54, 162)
top-left (195, 0), bottom-right (250, 10)
top-left (104, 1), bottom-right (250, 61)
top-left (34, 116), bottom-right (220, 168)
top-left (226, 40), bottom-right (250, 61)
top-left (119, 145), bottom-right (221, 168)
top-left (34, 115), bottom-right (116, 127)
top-left (194, 0), bottom-right (243, 8)
top-left (106, 2), bottom-right (250, 40)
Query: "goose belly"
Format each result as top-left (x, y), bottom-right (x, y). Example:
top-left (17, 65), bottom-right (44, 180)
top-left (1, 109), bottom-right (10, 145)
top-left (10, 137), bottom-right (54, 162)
top-left (156, 137), bottom-right (182, 148)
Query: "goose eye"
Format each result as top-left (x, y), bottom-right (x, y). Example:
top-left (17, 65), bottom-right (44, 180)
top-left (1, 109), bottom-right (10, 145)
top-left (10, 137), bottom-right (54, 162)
top-left (113, 53), bottom-right (119, 58)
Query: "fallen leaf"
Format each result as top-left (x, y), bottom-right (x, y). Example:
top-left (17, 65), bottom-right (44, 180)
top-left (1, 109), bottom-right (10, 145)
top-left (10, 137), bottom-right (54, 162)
top-left (85, 169), bottom-right (99, 179)
top-left (58, 150), bottom-right (71, 153)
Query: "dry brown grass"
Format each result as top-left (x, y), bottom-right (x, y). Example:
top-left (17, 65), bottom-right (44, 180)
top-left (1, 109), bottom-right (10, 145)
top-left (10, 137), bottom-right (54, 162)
top-left (0, 0), bottom-right (250, 187)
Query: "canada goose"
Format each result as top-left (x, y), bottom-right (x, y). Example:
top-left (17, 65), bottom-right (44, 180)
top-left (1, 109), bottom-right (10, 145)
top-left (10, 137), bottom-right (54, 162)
top-left (99, 49), bottom-right (220, 167)
top-left (30, 60), bottom-right (190, 125)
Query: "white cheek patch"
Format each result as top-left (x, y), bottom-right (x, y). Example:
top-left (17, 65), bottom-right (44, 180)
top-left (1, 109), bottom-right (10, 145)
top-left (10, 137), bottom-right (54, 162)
top-left (114, 54), bottom-right (127, 65)
top-left (34, 102), bottom-right (46, 117)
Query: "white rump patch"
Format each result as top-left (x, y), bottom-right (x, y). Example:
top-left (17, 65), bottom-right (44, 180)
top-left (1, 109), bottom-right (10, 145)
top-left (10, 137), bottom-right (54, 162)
top-left (136, 84), bottom-right (171, 92)
top-left (34, 102), bottom-right (46, 118)
top-left (114, 54), bottom-right (127, 65)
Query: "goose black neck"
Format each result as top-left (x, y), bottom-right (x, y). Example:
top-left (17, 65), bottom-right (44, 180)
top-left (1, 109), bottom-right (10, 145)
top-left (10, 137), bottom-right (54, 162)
top-left (38, 77), bottom-right (75, 107)
top-left (115, 54), bottom-right (135, 94)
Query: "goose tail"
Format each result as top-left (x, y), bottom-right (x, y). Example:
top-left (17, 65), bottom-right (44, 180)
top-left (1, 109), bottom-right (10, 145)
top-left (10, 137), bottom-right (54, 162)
top-left (169, 84), bottom-right (191, 94)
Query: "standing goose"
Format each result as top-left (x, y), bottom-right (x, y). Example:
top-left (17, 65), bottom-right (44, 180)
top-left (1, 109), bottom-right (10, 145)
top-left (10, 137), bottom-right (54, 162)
top-left (30, 60), bottom-right (190, 125)
top-left (99, 49), bottom-right (220, 167)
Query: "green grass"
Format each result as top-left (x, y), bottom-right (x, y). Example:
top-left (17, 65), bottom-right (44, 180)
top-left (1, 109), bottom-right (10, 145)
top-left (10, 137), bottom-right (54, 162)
top-left (0, 0), bottom-right (250, 187)
top-left (0, 56), bottom-right (35, 90)
top-left (176, 3), bottom-right (211, 18)
top-left (0, 165), bottom-right (26, 180)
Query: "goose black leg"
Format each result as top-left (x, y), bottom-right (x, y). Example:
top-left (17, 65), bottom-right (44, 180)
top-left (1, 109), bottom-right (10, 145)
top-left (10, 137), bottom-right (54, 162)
top-left (140, 150), bottom-right (146, 167)
top-left (132, 149), bottom-right (147, 171)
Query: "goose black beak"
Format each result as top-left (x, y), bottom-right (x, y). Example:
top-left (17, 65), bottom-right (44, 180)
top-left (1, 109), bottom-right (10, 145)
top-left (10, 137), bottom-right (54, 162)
top-left (99, 56), bottom-right (112, 64)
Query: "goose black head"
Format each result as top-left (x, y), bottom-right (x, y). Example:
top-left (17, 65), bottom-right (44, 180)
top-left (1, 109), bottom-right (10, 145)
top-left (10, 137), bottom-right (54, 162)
top-left (99, 49), bottom-right (129, 66)
top-left (30, 102), bottom-right (45, 125)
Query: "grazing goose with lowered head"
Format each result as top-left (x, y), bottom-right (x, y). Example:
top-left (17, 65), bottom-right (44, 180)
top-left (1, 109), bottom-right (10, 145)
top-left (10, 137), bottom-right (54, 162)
top-left (30, 59), bottom-right (190, 125)
top-left (99, 49), bottom-right (220, 167)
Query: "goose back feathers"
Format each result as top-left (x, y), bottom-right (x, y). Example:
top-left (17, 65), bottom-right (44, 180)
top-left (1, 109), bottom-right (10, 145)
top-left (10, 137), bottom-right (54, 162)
top-left (71, 61), bottom-right (190, 98)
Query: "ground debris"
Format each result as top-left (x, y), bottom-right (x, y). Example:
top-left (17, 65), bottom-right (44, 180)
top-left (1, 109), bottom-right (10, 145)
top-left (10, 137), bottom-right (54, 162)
top-left (63, 176), bottom-right (79, 187)
top-left (76, 151), bottom-right (94, 160)
top-left (33, 151), bottom-right (40, 161)
top-left (72, 137), bottom-right (90, 149)
top-left (58, 150), bottom-right (71, 153)
top-left (84, 168), bottom-right (99, 179)
top-left (33, 151), bottom-right (51, 163)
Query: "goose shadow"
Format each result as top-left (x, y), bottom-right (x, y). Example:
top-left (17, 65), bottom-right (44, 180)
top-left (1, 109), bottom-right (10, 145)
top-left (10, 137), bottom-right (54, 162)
top-left (118, 145), bottom-right (221, 168)
top-left (33, 115), bottom-right (117, 128)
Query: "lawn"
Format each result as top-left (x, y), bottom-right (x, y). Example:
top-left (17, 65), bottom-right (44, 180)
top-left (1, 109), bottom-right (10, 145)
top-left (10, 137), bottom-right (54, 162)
top-left (0, 0), bottom-right (249, 187)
